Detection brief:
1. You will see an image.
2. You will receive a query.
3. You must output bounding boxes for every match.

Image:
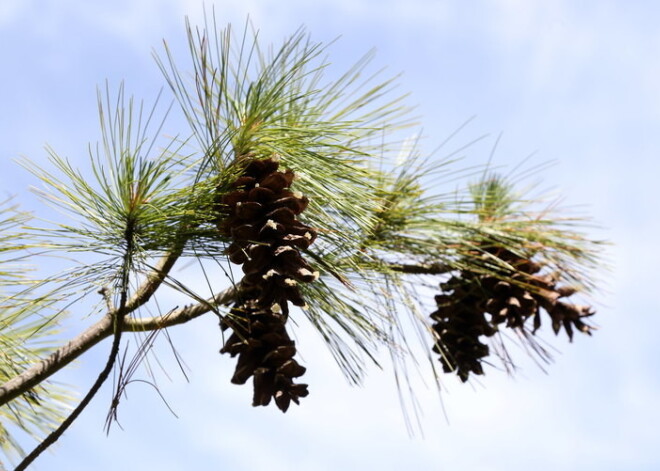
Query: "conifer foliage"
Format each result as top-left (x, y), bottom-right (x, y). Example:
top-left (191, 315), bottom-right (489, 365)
top-left (0, 16), bottom-right (605, 469)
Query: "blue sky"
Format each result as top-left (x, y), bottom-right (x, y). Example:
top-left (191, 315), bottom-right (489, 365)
top-left (1, 1), bottom-right (658, 470)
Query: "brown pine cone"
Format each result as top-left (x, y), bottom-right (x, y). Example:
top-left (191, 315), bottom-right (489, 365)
top-left (431, 280), bottom-right (495, 382)
top-left (221, 302), bottom-right (309, 412)
top-left (430, 247), bottom-right (595, 381)
top-left (217, 156), bottom-right (317, 411)
top-left (217, 157), bottom-right (318, 314)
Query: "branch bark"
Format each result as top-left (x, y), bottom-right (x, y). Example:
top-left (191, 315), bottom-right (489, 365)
top-left (0, 285), bottom-right (237, 407)
top-left (388, 261), bottom-right (452, 275)
top-left (0, 257), bottom-right (443, 409)
top-left (126, 246), bottom-right (186, 311)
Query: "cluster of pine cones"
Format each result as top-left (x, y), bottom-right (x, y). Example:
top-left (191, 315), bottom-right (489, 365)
top-left (215, 158), bottom-right (596, 401)
top-left (217, 156), bottom-right (318, 412)
top-left (431, 247), bottom-right (594, 382)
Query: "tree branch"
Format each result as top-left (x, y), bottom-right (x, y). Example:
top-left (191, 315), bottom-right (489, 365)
top-left (126, 246), bottom-right (186, 311)
top-left (0, 257), bottom-right (445, 409)
top-left (0, 248), bottom-right (185, 406)
top-left (0, 254), bottom-right (450, 409)
top-left (388, 261), bottom-right (452, 275)
top-left (124, 284), bottom-right (237, 331)
top-left (0, 285), bottom-right (237, 408)
top-left (0, 314), bottom-right (113, 407)
top-left (15, 217), bottom-right (140, 470)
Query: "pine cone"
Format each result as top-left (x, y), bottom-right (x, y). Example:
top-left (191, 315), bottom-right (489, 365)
top-left (217, 156), bottom-right (317, 411)
top-left (430, 280), bottom-right (495, 382)
top-left (218, 157), bottom-right (317, 315)
top-left (221, 302), bottom-right (309, 412)
top-left (430, 246), bottom-right (595, 381)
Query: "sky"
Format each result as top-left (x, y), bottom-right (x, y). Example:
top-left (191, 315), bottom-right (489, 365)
top-left (1, 1), bottom-right (659, 470)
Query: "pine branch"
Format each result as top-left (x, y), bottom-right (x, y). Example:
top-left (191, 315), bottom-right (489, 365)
top-left (125, 245), bottom-right (186, 312)
top-left (0, 285), bottom-right (237, 409)
top-left (0, 247), bottom-right (184, 407)
top-left (0, 15), bottom-right (606, 465)
top-left (0, 255), bottom-right (449, 409)
top-left (16, 215), bottom-right (147, 469)
top-left (0, 314), bottom-right (113, 407)
top-left (124, 285), bottom-right (236, 331)
top-left (388, 262), bottom-right (452, 275)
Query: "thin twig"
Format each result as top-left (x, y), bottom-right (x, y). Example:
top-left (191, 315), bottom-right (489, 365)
top-left (125, 246), bottom-right (186, 312)
top-left (0, 286), bottom-right (236, 408)
top-left (0, 259), bottom-right (450, 410)
top-left (0, 248), bottom-right (177, 407)
top-left (15, 216), bottom-right (139, 470)
top-left (0, 258), bottom-right (444, 409)
top-left (388, 262), bottom-right (452, 275)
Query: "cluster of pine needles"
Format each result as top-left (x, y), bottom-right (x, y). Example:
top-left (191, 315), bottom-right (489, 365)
top-left (0, 13), bottom-right (605, 468)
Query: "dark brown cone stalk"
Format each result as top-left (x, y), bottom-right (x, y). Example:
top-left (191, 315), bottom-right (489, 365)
top-left (217, 156), bottom-right (317, 412)
top-left (431, 247), bottom-right (595, 382)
